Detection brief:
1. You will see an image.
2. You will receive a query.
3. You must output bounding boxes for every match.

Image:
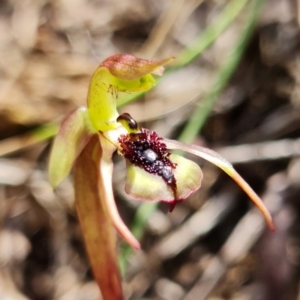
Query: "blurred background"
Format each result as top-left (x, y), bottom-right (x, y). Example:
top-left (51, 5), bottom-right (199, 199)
top-left (0, 0), bottom-right (300, 299)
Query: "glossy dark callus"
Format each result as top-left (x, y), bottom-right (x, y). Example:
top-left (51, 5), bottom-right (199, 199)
top-left (118, 128), bottom-right (177, 198)
top-left (141, 149), bottom-right (158, 163)
top-left (117, 113), bottom-right (138, 130)
top-left (161, 166), bottom-right (173, 182)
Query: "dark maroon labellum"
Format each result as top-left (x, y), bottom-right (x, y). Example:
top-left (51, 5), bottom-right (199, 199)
top-left (118, 128), bottom-right (178, 205)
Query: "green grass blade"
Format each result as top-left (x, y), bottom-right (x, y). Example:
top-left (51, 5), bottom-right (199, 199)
top-left (0, 123), bottom-right (58, 157)
top-left (117, 0), bottom-right (250, 108)
top-left (119, 202), bottom-right (158, 274)
top-left (178, 0), bottom-right (266, 144)
top-left (175, 0), bottom-right (248, 68)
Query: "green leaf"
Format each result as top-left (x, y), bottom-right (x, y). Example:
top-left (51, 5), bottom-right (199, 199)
top-left (48, 107), bottom-right (93, 188)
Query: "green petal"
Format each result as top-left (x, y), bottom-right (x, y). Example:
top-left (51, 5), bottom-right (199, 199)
top-left (125, 154), bottom-right (202, 202)
top-left (48, 107), bottom-right (93, 188)
top-left (164, 138), bottom-right (275, 231)
top-left (74, 136), bottom-right (123, 300)
top-left (87, 54), bottom-right (173, 132)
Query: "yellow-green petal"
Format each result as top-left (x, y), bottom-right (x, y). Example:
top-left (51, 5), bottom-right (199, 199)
top-left (125, 154), bottom-right (202, 202)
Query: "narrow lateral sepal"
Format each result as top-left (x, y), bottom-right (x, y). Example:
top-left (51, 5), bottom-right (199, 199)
top-left (74, 136), bottom-right (124, 300)
top-left (48, 107), bottom-right (92, 188)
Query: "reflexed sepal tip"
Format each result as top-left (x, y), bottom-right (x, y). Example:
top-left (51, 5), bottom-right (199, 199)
top-left (125, 154), bottom-right (202, 202)
top-left (100, 54), bottom-right (174, 80)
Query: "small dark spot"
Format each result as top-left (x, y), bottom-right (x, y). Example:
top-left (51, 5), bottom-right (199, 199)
top-left (117, 113), bottom-right (138, 130)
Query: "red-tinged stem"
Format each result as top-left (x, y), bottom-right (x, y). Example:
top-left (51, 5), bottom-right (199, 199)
top-left (164, 138), bottom-right (275, 231)
top-left (74, 136), bottom-right (124, 300)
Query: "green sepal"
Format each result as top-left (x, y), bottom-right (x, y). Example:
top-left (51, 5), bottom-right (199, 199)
top-left (48, 107), bottom-right (93, 188)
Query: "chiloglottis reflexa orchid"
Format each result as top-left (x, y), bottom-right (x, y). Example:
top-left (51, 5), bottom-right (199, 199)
top-left (48, 54), bottom-right (274, 300)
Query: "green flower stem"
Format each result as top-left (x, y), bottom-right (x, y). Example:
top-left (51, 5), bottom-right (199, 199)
top-left (119, 0), bottom-right (267, 274)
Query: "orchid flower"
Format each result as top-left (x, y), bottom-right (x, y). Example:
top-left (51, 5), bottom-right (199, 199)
top-left (48, 54), bottom-right (274, 300)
